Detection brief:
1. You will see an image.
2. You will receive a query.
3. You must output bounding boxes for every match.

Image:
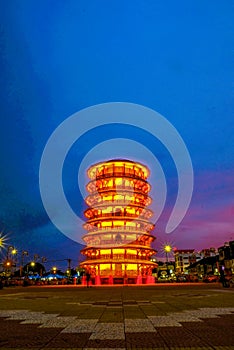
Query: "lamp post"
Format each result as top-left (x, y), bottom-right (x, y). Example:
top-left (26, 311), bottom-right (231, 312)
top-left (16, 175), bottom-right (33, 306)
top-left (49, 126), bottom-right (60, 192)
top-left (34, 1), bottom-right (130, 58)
top-left (20, 250), bottom-right (29, 277)
top-left (163, 244), bottom-right (172, 275)
top-left (6, 246), bottom-right (14, 259)
top-left (52, 266), bottom-right (57, 274)
top-left (4, 246), bottom-right (17, 276)
top-left (67, 258), bottom-right (71, 276)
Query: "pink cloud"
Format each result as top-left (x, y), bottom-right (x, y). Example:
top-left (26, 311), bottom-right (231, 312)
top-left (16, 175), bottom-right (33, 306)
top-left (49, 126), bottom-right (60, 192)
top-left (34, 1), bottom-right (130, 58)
top-left (153, 169), bottom-right (234, 254)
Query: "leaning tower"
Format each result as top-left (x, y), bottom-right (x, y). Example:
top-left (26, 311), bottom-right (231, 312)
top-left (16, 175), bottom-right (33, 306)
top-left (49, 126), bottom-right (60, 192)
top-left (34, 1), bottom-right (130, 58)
top-left (80, 159), bottom-right (157, 284)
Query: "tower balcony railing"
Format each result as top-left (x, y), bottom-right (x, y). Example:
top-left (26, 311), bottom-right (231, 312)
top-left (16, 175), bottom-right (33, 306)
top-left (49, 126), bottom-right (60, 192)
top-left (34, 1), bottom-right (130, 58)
top-left (86, 198), bottom-right (151, 209)
top-left (82, 227), bottom-right (154, 238)
top-left (85, 211), bottom-right (152, 221)
top-left (94, 171), bottom-right (147, 181)
top-left (85, 202), bottom-right (151, 214)
top-left (84, 223), bottom-right (154, 233)
top-left (87, 183), bottom-right (150, 195)
top-left (83, 254), bottom-right (154, 261)
top-left (83, 240), bottom-right (152, 248)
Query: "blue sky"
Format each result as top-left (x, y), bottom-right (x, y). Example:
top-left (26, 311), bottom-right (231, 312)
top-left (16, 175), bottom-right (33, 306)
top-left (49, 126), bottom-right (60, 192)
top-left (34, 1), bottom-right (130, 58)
top-left (0, 1), bottom-right (233, 269)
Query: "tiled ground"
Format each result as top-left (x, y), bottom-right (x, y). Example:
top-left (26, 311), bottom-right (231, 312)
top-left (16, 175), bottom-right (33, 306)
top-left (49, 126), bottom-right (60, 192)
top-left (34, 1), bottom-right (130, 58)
top-left (0, 284), bottom-right (233, 349)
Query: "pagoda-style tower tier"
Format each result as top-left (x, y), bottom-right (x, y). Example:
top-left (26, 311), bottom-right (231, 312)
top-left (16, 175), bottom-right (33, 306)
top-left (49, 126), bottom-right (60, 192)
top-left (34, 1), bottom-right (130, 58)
top-left (80, 159), bottom-right (157, 284)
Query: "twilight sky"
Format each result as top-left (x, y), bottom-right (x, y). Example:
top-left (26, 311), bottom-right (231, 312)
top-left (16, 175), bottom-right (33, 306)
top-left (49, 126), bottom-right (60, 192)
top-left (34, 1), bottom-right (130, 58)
top-left (0, 1), bottom-right (233, 268)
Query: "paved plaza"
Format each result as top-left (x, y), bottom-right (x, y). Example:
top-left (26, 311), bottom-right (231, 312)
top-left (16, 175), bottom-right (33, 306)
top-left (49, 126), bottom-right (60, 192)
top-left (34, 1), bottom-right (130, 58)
top-left (0, 283), bottom-right (233, 349)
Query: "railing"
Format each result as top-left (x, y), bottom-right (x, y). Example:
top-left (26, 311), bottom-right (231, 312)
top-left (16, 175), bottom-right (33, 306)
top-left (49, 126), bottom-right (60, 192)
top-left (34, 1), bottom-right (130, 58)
top-left (85, 200), bottom-right (149, 210)
top-left (85, 255), bottom-right (153, 261)
top-left (84, 240), bottom-right (152, 248)
top-left (87, 182), bottom-right (150, 194)
top-left (93, 171), bottom-right (147, 181)
top-left (86, 198), bottom-right (151, 208)
top-left (83, 225), bottom-right (154, 234)
top-left (85, 211), bottom-right (152, 221)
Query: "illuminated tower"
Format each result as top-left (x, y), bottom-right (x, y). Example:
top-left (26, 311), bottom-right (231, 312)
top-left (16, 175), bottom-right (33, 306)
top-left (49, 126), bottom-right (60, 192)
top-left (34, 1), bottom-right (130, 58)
top-left (80, 159), bottom-right (157, 284)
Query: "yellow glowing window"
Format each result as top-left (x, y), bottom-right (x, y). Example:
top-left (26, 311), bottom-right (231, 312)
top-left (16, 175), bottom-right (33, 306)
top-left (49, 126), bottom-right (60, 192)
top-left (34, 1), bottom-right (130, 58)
top-left (114, 221), bottom-right (124, 226)
top-left (100, 264), bottom-right (110, 270)
top-left (100, 249), bottom-right (111, 255)
top-left (126, 208), bottom-right (135, 214)
top-left (113, 194), bottom-right (123, 200)
top-left (112, 249), bottom-right (125, 254)
top-left (126, 264), bottom-right (137, 270)
top-left (126, 222), bottom-right (135, 227)
top-left (126, 234), bottom-right (136, 241)
top-left (125, 180), bottom-right (132, 187)
top-left (101, 222), bottom-right (112, 227)
top-left (115, 178), bottom-right (122, 185)
top-left (127, 249), bottom-right (137, 255)
top-left (103, 195), bottom-right (113, 201)
top-left (102, 207), bottom-right (113, 214)
top-left (125, 195), bottom-right (134, 201)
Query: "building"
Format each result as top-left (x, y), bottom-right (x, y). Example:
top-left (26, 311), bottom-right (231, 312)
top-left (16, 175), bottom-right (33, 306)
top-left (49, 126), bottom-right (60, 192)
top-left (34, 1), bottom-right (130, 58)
top-left (186, 256), bottom-right (219, 278)
top-left (186, 243), bottom-right (234, 278)
top-left (174, 249), bottom-right (202, 274)
top-left (80, 159), bottom-right (157, 284)
top-left (199, 247), bottom-right (217, 257)
top-left (155, 260), bottom-right (175, 280)
top-left (218, 240), bottom-right (234, 272)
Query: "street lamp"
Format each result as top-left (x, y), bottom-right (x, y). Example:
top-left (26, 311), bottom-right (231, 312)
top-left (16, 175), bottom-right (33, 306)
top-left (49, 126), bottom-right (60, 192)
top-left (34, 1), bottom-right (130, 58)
top-left (4, 246), bottom-right (17, 275)
top-left (52, 266), bottom-right (57, 274)
top-left (7, 246), bottom-right (15, 259)
top-left (164, 245), bottom-right (172, 259)
top-left (20, 250), bottom-right (29, 277)
top-left (163, 244), bottom-right (172, 275)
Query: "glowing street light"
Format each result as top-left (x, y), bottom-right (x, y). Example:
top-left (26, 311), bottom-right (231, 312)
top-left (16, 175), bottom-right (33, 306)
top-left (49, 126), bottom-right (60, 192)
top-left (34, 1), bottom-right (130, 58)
top-left (5, 246), bottom-right (17, 275)
top-left (52, 266), bottom-right (57, 274)
top-left (164, 245), bottom-right (172, 254)
top-left (163, 244), bottom-right (173, 275)
top-left (5, 261), bottom-right (11, 267)
top-left (163, 244), bottom-right (172, 263)
top-left (0, 232), bottom-right (8, 250)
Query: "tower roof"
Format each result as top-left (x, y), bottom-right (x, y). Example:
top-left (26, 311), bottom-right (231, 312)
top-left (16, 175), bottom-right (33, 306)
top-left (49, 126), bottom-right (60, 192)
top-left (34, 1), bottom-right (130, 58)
top-left (87, 159), bottom-right (150, 179)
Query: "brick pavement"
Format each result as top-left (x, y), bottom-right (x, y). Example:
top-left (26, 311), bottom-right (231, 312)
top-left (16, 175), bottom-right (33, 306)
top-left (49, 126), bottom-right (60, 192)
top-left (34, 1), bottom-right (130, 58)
top-left (0, 284), bottom-right (233, 349)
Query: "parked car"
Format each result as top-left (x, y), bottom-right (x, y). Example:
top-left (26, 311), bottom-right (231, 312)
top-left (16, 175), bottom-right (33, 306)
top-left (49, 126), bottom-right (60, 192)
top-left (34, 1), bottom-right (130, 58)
top-left (176, 275), bottom-right (187, 282)
top-left (203, 275), bottom-right (219, 283)
top-left (157, 275), bottom-right (176, 283)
